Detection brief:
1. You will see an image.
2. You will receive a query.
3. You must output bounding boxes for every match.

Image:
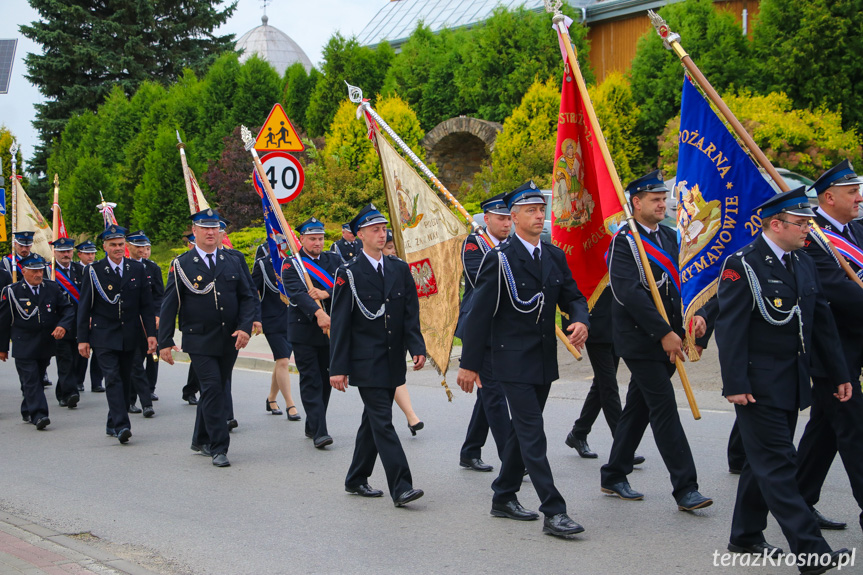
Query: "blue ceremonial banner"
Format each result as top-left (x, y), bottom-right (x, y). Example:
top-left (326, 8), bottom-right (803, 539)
top-left (675, 76), bottom-right (775, 339)
top-left (261, 191), bottom-right (291, 301)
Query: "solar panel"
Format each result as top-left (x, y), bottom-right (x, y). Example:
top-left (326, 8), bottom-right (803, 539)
top-left (0, 39), bottom-right (17, 95)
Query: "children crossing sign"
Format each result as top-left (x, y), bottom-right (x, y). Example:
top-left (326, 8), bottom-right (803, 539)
top-left (254, 103), bottom-right (305, 153)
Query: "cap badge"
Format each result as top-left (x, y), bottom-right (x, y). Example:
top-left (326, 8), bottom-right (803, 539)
top-left (530, 181), bottom-right (536, 189)
top-left (206, 209), bottom-right (213, 216)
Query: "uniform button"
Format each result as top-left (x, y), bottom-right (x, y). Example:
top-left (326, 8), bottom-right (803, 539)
top-left (388, 331), bottom-right (391, 334)
top-left (385, 299), bottom-right (389, 302)
top-left (222, 322), bottom-right (225, 326)
top-left (220, 307), bottom-right (224, 311)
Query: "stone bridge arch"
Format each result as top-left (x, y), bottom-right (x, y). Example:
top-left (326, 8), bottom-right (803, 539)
top-left (422, 117), bottom-right (503, 192)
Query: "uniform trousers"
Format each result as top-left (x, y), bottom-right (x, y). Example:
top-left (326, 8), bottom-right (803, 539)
top-left (797, 378), bottom-right (863, 532)
top-left (460, 353), bottom-right (510, 462)
top-left (731, 403), bottom-right (831, 555)
top-left (55, 340), bottom-right (82, 402)
top-left (17, 358), bottom-right (50, 422)
top-left (600, 359), bottom-right (698, 500)
top-left (88, 353), bottom-right (103, 390)
top-left (293, 343), bottom-right (331, 440)
top-left (125, 345), bottom-right (154, 409)
top-left (571, 342), bottom-right (621, 439)
top-left (146, 354), bottom-right (158, 392)
top-left (94, 348), bottom-right (134, 433)
top-left (346, 386), bottom-right (413, 500)
top-left (190, 347), bottom-right (239, 456)
top-left (728, 420), bottom-right (746, 471)
top-left (182, 366), bottom-right (199, 400)
top-left (492, 381), bottom-right (566, 517)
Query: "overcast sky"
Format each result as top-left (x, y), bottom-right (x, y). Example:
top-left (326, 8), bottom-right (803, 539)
top-left (1, 0), bottom-right (386, 171)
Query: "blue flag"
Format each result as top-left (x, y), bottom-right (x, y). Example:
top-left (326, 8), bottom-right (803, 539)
top-left (675, 76), bottom-right (775, 338)
top-left (261, 190), bottom-right (291, 301)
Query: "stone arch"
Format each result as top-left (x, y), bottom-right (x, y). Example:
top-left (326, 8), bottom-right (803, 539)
top-left (422, 117), bottom-right (503, 192)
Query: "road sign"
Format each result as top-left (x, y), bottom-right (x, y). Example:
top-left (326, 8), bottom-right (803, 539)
top-left (253, 151), bottom-right (305, 204)
top-left (254, 103), bottom-right (304, 153)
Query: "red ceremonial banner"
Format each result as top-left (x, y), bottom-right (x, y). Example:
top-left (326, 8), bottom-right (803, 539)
top-left (550, 25), bottom-right (624, 309)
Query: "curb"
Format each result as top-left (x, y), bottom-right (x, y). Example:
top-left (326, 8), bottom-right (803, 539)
top-left (0, 510), bottom-right (161, 575)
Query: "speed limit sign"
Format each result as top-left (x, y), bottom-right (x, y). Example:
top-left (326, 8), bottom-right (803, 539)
top-left (253, 151), bottom-right (305, 204)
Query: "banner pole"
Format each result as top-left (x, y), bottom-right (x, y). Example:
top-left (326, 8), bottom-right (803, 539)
top-left (9, 141), bottom-right (18, 283)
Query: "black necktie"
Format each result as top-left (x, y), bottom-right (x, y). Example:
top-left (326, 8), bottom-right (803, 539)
top-left (207, 253), bottom-right (215, 270)
top-left (114, 265), bottom-right (121, 278)
top-left (33, 286), bottom-right (39, 297)
top-left (533, 247), bottom-right (541, 274)
top-left (842, 225), bottom-right (858, 245)
top-left (377, 263), bottom-right (384, 282)
top-left (782, 253), bottom-right (794, 274)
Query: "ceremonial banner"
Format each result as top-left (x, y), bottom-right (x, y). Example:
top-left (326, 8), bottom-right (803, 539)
top-left (14, 178), bottom-right (53, 258)
top-left (188, 166), bottom-right (233, 249)
top-left (260, 190), bottom-right (291, 304)
top-left (675, 76), bottom-right (775, 349)
top-left (550, 17), bottom-right (624, 309)
top-left (375, 130), bottom-right (468, 376)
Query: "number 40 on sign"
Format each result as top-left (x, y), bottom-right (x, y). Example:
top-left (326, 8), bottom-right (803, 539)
top-left (252, 151), bottom-right (305, 204)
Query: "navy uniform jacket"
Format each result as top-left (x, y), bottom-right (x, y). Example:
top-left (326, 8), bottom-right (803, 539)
top-left (139, 259), bottom-right (164, 317)
top-left (251, 255), bottom-right (288, 334)
top-left (77, 258), bottom-right (156, 351)
top-left (331, 238), bottom-right (363, 263)
top-left (455, 231), bottom-right (496, 339)
top-left (460, 238), bottom-right (589, 385)
top-left (0, 280), bottom-right (75, 359)
top-left (715, 235), bottom-right (848, 412)
top-left (607, 225), bottom-right (705, 361)
top-left (329, 254), bottom-right (425, 388)
top-left (585, 286), bottom-right (613, 345)
top-left (803, 212), bottom-right (863, 379)
top-left (282, 249), bottom-right (340, 347)
top-left (158, 248), bottom-right (257, 355)
top-left (223, 246), bottom-right (262, 323)
top-left (53, 261), bottom-right (84, 341)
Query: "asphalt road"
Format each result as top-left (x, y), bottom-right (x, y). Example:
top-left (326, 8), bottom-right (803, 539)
top-left (0, 343), bottom-right (858, 575)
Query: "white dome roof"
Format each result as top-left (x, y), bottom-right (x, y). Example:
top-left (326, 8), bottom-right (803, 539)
top-left (235, 15), bottom-right (313, 75)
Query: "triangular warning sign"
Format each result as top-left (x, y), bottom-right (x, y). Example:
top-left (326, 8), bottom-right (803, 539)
top-left (254, 103), bottom-right (305, 153)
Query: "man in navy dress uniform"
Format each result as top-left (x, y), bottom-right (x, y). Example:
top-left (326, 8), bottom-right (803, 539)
top-left (0, 254), bottom-right (75, 429)
top-left (127, 231), bottom-right (163, 407)
top-left (282, 217), bottom-right (341, 448)
top-left (330, 222), bottom-right (363, 263)
top-left (159, 209), bottom-right (257, 468)
top-left (458, 182), bottom-right (590, 539)
top-left (457, 192), bottom-right (512, 473)
top-left (795, 159), bottom-right (863, 533)
top-left (51, 237), bottom-right (86, 403)
top-left (716, 187), bottom-right (851, 572)
top-left (330, 204), bottom-right (426, 506)
top-left (74, 240), bottom-right (103, 393)
top-left (600, 171), bottom-right (711, 511)
top-left (77, 225), bottom-right (157, 444)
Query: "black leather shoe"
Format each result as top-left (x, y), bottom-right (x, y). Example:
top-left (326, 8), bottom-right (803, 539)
top-left (34, 417), bottom-right (50, 430)
top-left (565, 432), bottom-right (597, 458)
top-left (460, 457), bottom-right (493, 472)
top-left (811, 507), bottom-right (847, 530)
top-left (128, 404), bottom-right (142, 414)
top-left (491, 500), bottom-right (539, 521)
top-left (227, 419), bottom-right (238, 430)
top-left (91, 386), bottom-right (105, 393)
top-left (117, 428), bottom-right (132, 444)
top-left (542, 513), bottom-right (584, 538)
top-left (408, 421), bottom-right (424, 436)
top-left (183, 394), bottom-right (198, 405)
top-left (142, 406), bottom-right (155, 418)
top-left (150, 393), bottom-right (158, 401)
top-left (394, 488), bottom-right (424, 507)
top-left (345, 484), bottom-right (384, 498)
top-left (77, 384), bottom-right (85, 392)
top-left (58, 399), bottom-right (68, 407)
top-left (106, 427), bottom-right (116, 437)
top-left (601, 482), bottom-right (644, 501)
top-left (42, 379), bottom-right (52, 387)
top-left (633, 453), bottom-right (646, 465)
top-left (305, 431), bottom-right (314, 439)
top-left (727, 541), bottom-right (784, 556)
top-left (314, 435), bottom-right (333, 449)
top-left (191, 443), bottom-right (212, 456)
top-left (677, 490), bottom-right (713, 511)
top-left (728, 467), bottom-right (742, 475)
top-left (212, 453), bottom-right (230, 467)
top-left (800, 548), bottom-right (851, 575)
top-left (66, 394), bottom-right (79, 409)
top-left (22, 414), bottom-right (30, 423)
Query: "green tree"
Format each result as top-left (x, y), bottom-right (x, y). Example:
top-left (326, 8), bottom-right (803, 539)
top-left (230, 55), bottom-right (284, 134)
top-left (283, 63), bottom-right (320, 133)
top-left (589, 73), bottom-right (643, 183)
top-left (629, 0), bottom-right (752, 161)
top-left (21, 0), bottom-right (237, 201)
top-left (454, 6), bottom-right (592, 124)
top-left (752, 0), bottom-right (863, 132)
top-left (657, 90), bottom-right (862, 179)
top-left (305, 34), bottom-right (394, 137)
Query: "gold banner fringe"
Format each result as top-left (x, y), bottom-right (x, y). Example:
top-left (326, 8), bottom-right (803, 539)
top-left (682, 281), bottom-right (718, 362)
top-left (425, 354), bottom-right (453, 402)
top-left (586, 273), bottom-right (610, 312)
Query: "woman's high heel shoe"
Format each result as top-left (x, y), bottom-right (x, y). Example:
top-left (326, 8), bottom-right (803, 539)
top-left (266, 400), bottom-right (283, 416)
top-left (286, 405), bottom-right (302, 421)
top-left (408, 421), bottom-right (424, 436)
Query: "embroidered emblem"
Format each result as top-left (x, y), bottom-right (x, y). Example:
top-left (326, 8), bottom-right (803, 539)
top-left (206, 208), bottom-right (213, 216)
top-left (765, 255), bottom-right (773, 264)
top-left (804, 239), bottom-right (811, 247)
top-left (194, 283), bottom-right (199, 289)
top-left (110, 226), bottom-right (116, 233)
top-left (219, 254), bottom-right (224, 260)
top-left (410, 258), bottom-right (438, 298)
top-left (193, 257), bottom-right (199, 263)
top-left (465, 243), bottom-right (478, 252)
top-left (773, 298), bottom-right (782, 307)
top-left (370, 203), bottom-right (376, 211)
top-left (530, 181), bottom-right (537, 189)
top-left (721, 269), bottom-right (740, 282)
top-left (336, 276), bottom-right (345, 286)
